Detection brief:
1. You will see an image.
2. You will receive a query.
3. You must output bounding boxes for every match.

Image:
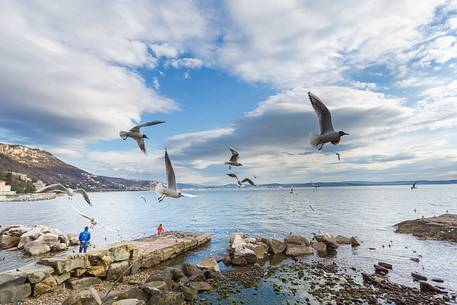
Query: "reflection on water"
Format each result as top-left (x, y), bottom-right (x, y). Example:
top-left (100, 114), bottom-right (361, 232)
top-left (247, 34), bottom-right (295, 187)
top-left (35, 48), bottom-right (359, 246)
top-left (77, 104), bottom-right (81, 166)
top-left (1, 185), bottom-right (456, 291)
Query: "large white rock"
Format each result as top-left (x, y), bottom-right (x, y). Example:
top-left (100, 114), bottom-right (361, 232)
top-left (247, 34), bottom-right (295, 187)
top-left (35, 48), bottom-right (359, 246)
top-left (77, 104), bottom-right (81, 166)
top-left (197, 257), bottom-right (220, 272)
top-left (24, 241), bottom-right (51, 256)
top-left (38, 254), bottom-right (90, 274)
top-left (0, 234), bottom-right (20, 249)
top-left (17, 263), bottom-right (55, 283)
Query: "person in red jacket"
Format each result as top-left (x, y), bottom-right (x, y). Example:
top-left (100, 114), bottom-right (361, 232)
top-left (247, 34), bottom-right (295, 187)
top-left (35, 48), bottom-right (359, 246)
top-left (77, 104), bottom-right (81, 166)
top-left (157, 224), bottom-right (164, 236)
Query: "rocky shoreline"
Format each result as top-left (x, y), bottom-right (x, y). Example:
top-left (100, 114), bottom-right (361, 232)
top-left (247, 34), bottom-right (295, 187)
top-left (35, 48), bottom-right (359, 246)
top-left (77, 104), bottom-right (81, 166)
top-left (0, 193), bottom-right (56, 202)
top-left (396, 213), bottom-right (457, 242)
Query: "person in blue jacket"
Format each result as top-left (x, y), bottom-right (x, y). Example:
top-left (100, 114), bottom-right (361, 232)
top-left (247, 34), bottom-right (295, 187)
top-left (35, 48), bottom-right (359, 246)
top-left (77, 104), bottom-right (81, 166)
top-left (79, 226), bottom-right (91, 253)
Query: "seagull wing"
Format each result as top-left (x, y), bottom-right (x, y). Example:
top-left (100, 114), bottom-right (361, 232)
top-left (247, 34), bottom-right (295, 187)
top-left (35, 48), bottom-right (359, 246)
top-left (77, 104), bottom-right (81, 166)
top-left (308, 92), bottom-right (334, 134)
top-left (229, 147), bottom-right (239, 162)
top-left (139, 195), bottom-right (148, 204)
top-left (241, 178), bottom-right (256, 187)
top-left (135, 137), bottom-right (147, 154)
top-left (130, 120), bottom-right (165, 132)
top-left (226, 173), bottom-right (240, 184)
top-left (70, 203), bottom-right (93, 222)
top-left (36, 183), bottom-right (67, 194)
top-left (181, 192), bottom-right (197, 198)
top-left (165, 150), bottom-right (177, 191)
top-left (75, 189), bottom-right (92, 206)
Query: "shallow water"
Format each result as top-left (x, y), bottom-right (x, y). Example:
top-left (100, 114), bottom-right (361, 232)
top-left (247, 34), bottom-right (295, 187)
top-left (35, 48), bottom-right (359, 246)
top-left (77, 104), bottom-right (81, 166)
top-left (1, 185), bottom-right (457, 293)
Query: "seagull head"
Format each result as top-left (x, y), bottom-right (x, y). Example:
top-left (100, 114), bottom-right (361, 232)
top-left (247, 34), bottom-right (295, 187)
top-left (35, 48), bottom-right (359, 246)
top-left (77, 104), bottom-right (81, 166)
top-left (143, 134), bottom-right (149, 139)
top-left (339, 131), bottom-right (349, 136)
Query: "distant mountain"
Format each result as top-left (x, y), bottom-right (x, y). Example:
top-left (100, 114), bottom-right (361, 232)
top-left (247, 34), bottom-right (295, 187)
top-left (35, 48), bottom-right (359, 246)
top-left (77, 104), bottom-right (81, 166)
top-left (0, 143), bottom-right (153, 191)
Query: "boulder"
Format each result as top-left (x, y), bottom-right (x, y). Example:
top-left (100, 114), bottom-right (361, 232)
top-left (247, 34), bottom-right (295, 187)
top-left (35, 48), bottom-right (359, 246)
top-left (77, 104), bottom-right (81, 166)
top-left (196, 257), bottom-right (220, 272)
top-left (39, 254), bottom-right (90, 274)
top-left (106, 261), bottom-right (129, 281)
top-left (335, 235), bottom-right (352, 245)
top-left (86, 265), bottom-right (106, 278)
top-left (53, 272), bottom-right (71, 285)
top-left (68, 234), bottom-right (80, 246)
top-left (311, 240), bottom-right (327, 252)
top-left (17, 263), bottom-right (55, 283)
top-left (181, 264), bottom-right (203, 278)
top-left (142, 280), bottom-right (168, 294)
top-left (188, 273), bottom-right (205, 282)
top-left (33, 276), bottom-right (57, 296)
top-left (88, 250), bottom-right (113, 268)
top-left (233, 245), bottom-right (257, 265)
top-left (261, 238), bottom-right (286, 254)
top-left (285, 244), bottom-right (313, 257)
top-left (24, 240), bottom-right (51, 256)
top-left (147, 291), bottom-right (185, 305)
top-left (118, 287), bottom-right (149, 302)
top-left (6, 225), bottom-right (30, 237)
top-left (419, 281), bottom-right (443, 293)
top-left (58, 234), bottom-right (70, 245)
top-left (0, 234), bottom-right (20, 249)
top-left (0, 270), bottom-right (31, 303)
top-left (176, 284), bottom-right (197, 302)
top-left (82, 288), bottom-right (103, 305)
top-left (62, 293), bottom-right (83, 305)
top-left (314, 233), bottom-right (339, 250)
top-left (378, 262), bottom-right (393, 270)
top-left (40, 233), bottom-right (59, 243)
top-left (110, 245), bottom-right (131, 262)
top-left (284, 235), bottom-right (309, 246)
top-left (411, 272), bottom-right (427, 281)
top-left (113, 299), bottom-right (146, 305)
top-left (374, 264), bottom-right (389, 276)
top-left (17, 236), bottom-right (33, 249)
top-left (245, 242), bottom-right (269, 260)
top-left (52, 242), bottom-right (68, 251)
top-left (146, 268), bottom-right (174, 284)
top-left (189, 281), bottom-right (213, 292)
top-left (350, 236), bottom-right (361, 247)
top-left (73, 268), bottom-right (87, 277)
top-left (21, 226), bottom-right (44, 240)
top-left (68, 277), bottom-right (102, 290)
top-left (170, 268), bottom-right (185, 281)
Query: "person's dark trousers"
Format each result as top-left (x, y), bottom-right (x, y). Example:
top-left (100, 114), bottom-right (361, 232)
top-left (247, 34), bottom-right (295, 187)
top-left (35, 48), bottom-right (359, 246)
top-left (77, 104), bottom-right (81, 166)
top-left (79, 241), bottom-right (89, 253)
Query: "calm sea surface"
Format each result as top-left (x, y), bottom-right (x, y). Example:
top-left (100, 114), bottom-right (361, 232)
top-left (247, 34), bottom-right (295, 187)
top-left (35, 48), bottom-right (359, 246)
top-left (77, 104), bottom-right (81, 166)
top-left (1, 185), bottom-right (457, 295)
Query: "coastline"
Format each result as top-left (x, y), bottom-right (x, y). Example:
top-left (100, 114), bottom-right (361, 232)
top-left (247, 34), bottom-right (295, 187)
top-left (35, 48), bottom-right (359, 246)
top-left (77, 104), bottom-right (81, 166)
top-left (0, 193), bottom-right (56, 202)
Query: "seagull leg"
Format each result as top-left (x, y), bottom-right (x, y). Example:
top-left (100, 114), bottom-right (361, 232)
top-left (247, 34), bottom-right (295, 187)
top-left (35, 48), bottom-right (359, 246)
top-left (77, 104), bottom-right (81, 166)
top-left (318, 143), bottom-right (324, 151)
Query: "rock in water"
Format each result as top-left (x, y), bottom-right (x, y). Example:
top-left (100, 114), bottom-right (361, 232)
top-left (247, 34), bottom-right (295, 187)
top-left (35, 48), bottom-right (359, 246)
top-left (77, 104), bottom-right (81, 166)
top-left (284, 235), bottom-right (309, 246)
top-left (335, 235), bottom-right (352, 245)
top-left (285, 244), bottom-right (313, 257)
top-left (0, 234), bottom-right (20, 249)
top-left (314, 233), bottom-right (339, 250)
top-left (197, 257), bottom-right (220, 272)
top-left (378, 262), bottom-right (392, 270)
top-left (411, 272), bottom-right (427, 281)
top-left (419, 281), bottom-right (443, 294)
top-left (350, 236), bottom-right (361, 247)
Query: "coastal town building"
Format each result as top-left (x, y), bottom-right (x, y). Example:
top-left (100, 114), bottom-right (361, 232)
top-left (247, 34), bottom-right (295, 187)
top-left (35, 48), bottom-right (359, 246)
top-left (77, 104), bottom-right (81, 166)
top-left (0, 180), bottom-right (15, 195)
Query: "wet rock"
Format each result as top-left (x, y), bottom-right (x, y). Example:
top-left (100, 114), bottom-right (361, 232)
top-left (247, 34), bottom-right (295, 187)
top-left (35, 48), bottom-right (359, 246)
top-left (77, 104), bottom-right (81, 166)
top-left (410, 257), bottom-right (420, 263)
top-left (53, 272), bottom-right (71, 285)
top-left (118, 287), bottom-right (149, 302)
top-left (373, 264), bottom-right (389, 276)
top-left (17, 263), bottom-right (54, 283)
top-left (378, 262), bottom-right (393, 270)
top-left (189, 281), bottom-right (213, 292)
top-left (314, 233), bottom-right (339, 250)
top-left (335, 235), bottom-right (352, 245)
top-left (396, 214), bottom-right (457, 242)
top-left (350, 236), bottom-right (362, 247)
top-left (285, 244), bottom-right (313, 257)
top-left (188, 273), bottom-right (206, 282)
top-left (432, 278), bottom-right (444, 283)
top-left (420, 281), bottom-right (443, 293)
top-left (106, 261), bottom-right (130, 281)
top-left (142, 280), bottom-right (168, 294)
top-left (170, 267), bottom-right (184, 281)
top-left (147, 291), bottom-right (185, 305)
top-left (261, 238), bottom-right (286, 254)
top-left (68, 233), bottom-right (80, 246)
top-left (311, 240), bottom-right (327, 252)
top-left (245, 242), bottom-right (269, 260)
top-left (233, 246), bottom-right (257, 265)
top-left (33, 276), bottom-right (57, 296)
top-left (68, 277), bottom-right (102, 290)
top-left (110, 244), bottom-right (131, 262)
top-left (176, 284), bottom-right (197, 301)
top-left (411, 272), bottom-right (427, 281)
top-left (182, 263), bottom-right (203, 277)
top-left (0, 234), bottom-right (20, 249)
top-left (284, 234), bottom-right (309, 246)
top-left (197, 257), bottom-right (220, 272)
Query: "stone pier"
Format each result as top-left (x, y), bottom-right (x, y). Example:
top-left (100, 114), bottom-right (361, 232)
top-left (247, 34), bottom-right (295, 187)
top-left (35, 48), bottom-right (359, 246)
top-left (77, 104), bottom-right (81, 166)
top-left (0, 231), bottom-right (211, 303)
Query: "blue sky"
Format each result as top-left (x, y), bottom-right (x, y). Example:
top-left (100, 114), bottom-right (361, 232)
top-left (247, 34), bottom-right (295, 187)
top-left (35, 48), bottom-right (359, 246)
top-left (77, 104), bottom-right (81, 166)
top-left (0, 1), bottom-right (457, 185)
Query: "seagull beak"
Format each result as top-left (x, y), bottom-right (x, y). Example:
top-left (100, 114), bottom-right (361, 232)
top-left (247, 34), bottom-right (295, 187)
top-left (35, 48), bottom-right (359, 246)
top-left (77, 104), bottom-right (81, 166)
top-left (342, 132), bottom-right (349, 136)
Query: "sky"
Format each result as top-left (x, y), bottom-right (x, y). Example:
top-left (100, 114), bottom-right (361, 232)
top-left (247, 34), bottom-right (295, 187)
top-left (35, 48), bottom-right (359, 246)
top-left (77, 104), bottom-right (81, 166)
top-left (0, 0), bottom-right (457, 185)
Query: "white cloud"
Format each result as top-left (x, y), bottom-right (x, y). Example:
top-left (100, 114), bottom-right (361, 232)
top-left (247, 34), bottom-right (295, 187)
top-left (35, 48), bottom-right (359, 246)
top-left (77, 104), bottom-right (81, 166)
top-left (167, 57), bottom-right (205, 69)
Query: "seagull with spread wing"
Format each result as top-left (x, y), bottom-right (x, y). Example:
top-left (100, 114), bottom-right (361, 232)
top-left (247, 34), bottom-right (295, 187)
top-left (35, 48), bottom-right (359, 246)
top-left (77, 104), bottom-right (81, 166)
top-left (154, 150), bottom-right (196, 202)
top-left (224, 147), bottom-right (242, 169)
top-left (308, 92), bottom-right (349, 151)
top-left (70, 204), bottom-right (117, 233)
top-left (336, 152), bottom-right (341, 161)
top-left (36, 184), bottom-right (92, 206)
top-left (411, 182), bottom-right (417, 190)
top-left (139, 195), bottom-right (148, 204)
top-left (119, 120), bottom-right (165, 154)
top-left (226, 173), bottom-right (256, 188)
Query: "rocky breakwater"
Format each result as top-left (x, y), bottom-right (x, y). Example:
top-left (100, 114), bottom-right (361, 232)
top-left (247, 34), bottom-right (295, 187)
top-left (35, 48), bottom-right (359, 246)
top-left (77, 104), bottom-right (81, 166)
top-left (0, 224), bottom-right (78, 256)
top-left (396, 213), bottom-right (457, 242)
top-left (0, 231), bottom-right (211, 304)
top-left (225, 232), bottom-right (361, 266)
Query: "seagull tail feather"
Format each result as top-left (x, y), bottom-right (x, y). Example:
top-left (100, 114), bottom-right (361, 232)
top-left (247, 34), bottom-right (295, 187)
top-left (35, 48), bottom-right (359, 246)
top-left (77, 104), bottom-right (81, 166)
top-left (119, 131), bottom-right (128, 139)
top-left (309, 133), bottom-right (320, 147)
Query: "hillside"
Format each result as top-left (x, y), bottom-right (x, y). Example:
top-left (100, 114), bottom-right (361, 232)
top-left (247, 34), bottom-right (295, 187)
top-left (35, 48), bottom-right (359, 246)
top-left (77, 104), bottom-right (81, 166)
top-left (0, 143), bottom-right (153, 191)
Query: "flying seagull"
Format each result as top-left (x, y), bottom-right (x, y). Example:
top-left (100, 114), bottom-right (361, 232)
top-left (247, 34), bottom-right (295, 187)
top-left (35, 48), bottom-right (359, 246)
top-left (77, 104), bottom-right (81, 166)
top-left (154, 150), bottom-right (196, 202)
top-left (119, 120), bottom-right (165, 154)
top-left (225, 147), bottom-right (242, 169)
top-left (336, 152), bottom-right (341, 161)
top-left (308, 92), bottom-right (349, 150)
top-left (226, 173), bottom-right (256, 188)
top-left (139, 195), bottom-right (148, 204)
top-left (411, 182), bottom-right (417, 190)
top-left (36, 184), bottom-right (92, 206)
top-left (70, 203), bottom-right (117, 233)
top-left (290, 185), bottom-right (295, 194)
